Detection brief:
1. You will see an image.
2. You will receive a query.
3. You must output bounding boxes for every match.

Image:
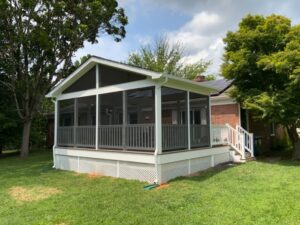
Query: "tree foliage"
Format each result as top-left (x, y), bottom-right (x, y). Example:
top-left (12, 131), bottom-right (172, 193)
top-left (0, 77), bottom-right (22, 152)
top-left (0, 0), bottom-right (128, 156)
top-left (127, 36), bottom-right (212, 80)
top-left (222, 14), bottom-right (300, 157)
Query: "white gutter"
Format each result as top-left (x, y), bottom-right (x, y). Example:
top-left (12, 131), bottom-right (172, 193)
top-left (51, 98), bottom-right (57, 168)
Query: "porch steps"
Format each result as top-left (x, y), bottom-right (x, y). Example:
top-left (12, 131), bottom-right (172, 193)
top-left (229, 149), bottom-right (255, 163)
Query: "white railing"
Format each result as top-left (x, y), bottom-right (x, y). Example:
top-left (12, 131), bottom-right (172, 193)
top-left (236, 125), bottom-right (254, 157)
top-left (212, 124), bottom-right (254, 159)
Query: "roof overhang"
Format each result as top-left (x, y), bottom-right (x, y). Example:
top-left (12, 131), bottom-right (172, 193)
top-left (46, 56), bottom-right (218, 98)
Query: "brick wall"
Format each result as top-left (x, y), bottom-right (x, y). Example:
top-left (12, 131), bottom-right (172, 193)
top-left (211, 104), bottom-right (240, 127)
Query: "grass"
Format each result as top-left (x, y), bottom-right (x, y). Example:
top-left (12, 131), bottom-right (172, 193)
top-left (1, 151), bottom-right (300, 225)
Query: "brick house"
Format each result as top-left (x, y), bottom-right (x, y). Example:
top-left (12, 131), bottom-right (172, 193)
top-left (199, 78), bottom-right (285, 153)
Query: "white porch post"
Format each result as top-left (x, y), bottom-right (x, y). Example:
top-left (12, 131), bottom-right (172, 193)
top-left (95, 64), bottom-right (99, 150)
top-left (74, 98), bottom-right (78, 147)
top-left (187, 91), bottom-right (191, 150)
top-left (209, 94), bottom-right (212, 148)
top-left (155, 85), bottom-right (162, 154)
top-left (53, 99), bottom-right (58, 168)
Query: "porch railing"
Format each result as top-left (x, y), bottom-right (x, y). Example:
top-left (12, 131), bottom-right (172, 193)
top-left (57, 127), bottom-right (74, 147)
top-left (162, 124), bottom-right (188, 151)
top-left (58, 126), bottom-right (95, 148)
top-left (190, 124), bottom-right (210, 148)
top-left (58, 124), bottom-right (155, 151)
top-left (126, 124), bottom-right (155, 150)
top-left (211, 124), bottom-right (254, 158)
top-left (98, 125), bottom-right (123, 149)
top-left (58, 124), bottom-right (254, 156)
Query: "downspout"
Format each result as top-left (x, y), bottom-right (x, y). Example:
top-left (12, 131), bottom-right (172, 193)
top-left (51, 98), bottom-right (57, 168)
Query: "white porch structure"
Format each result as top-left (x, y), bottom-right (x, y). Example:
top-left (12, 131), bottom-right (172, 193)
top-left (47, 56), bottom-right (253, 183)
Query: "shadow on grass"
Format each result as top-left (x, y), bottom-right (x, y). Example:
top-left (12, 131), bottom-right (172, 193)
top-left (169, 151), bottom-right (300, 184)
top-left (169, 162), bottom-right (240, 184)
top-left (0, 150), bottom-right (58, 180)
top-left (255, 150), bottom-right (300, 167)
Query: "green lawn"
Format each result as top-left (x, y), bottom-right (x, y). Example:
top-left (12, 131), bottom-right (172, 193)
top-left (1, 151), bottom-right (300, 225)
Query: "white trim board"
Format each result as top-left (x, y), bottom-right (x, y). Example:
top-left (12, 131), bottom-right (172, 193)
top-left (57, 79), bottom-right (155, 100)
top-left (55, 146), bottom-right (230, 165)
top-left (55, 148), bottom-right (155, 164)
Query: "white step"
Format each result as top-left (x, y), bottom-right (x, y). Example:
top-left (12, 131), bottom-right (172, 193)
top-left (229, 150), bottom-right (246, 163)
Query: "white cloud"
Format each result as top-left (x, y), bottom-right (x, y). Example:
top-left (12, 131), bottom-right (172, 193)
top-left (164, 0), bottom-right (300, 75)
top-left (167, 11), bottom-right (226, 75)
top-left (74, 0), bottom-right (300, 76)
top-left (182, 12), bottom-right (221, 33)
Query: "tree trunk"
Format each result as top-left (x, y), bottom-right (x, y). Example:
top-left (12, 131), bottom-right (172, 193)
top-left (293, 139), bottom-right (300, 159)
top-left (20, 120), bottom-right (32, 157)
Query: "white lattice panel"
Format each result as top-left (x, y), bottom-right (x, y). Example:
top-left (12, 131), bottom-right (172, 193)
top-left (119, 161), bottom-right (156, 183)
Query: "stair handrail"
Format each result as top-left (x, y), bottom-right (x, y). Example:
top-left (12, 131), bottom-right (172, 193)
top-left (225, 123), bottom-right (245, 159)
top-left (236, 125), bottom-right (254, 157)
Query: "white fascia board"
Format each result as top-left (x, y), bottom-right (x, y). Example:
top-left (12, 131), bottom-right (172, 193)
top-left (57, 79), bottom-right (155, 101)
top-left (159, 75), bottom-right (217, 96)
top-left (46, 57), bottom-right (163, 98)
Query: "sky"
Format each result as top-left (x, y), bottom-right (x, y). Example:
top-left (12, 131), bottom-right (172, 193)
top-left (75, 0), bottom-right (300, 76)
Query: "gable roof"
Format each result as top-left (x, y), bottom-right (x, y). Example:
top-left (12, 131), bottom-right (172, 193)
top-left (46, 56), bottom-right (219, 98)
top-left (197, 79), bottom-right (233, 96)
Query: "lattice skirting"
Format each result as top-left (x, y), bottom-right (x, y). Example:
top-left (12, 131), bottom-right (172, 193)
top-left (54, 146), bottom-right (231, 183)
top-left (55, 154), bottom-right (156, 183)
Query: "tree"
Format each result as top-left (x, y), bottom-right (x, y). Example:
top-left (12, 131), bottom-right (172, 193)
top-left (0, 77), bottom-right (22, 153)
top-left (127, 36), bottom-right (212, 80)
top-left (0, 0), bottom-right (128, 157)
top-left (222, 14), bottom-right (300, 158)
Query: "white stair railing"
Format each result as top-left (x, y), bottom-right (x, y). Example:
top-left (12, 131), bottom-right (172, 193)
top-left (225, 123), bottom-right (254, 159)
top-left (236, 125), bottom-right (254, 157)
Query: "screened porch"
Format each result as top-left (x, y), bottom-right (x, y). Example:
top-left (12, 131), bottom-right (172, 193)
top-left (57, 86), bottom-right (211, 153)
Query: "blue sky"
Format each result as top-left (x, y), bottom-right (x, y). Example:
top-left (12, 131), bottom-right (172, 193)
top-left (75, 0), bottom-right (300, 76)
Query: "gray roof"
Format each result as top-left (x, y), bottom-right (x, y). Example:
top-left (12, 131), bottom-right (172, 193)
top-left (198, 79), bottom-right (233, 95)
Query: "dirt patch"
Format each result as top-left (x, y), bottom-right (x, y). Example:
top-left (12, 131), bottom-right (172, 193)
top-left (87, 172), bottom-right (104, 179)
top-left (9, 186), bottom-right (61, 202)
top-left (156, 183), bottom-right (170, 190)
